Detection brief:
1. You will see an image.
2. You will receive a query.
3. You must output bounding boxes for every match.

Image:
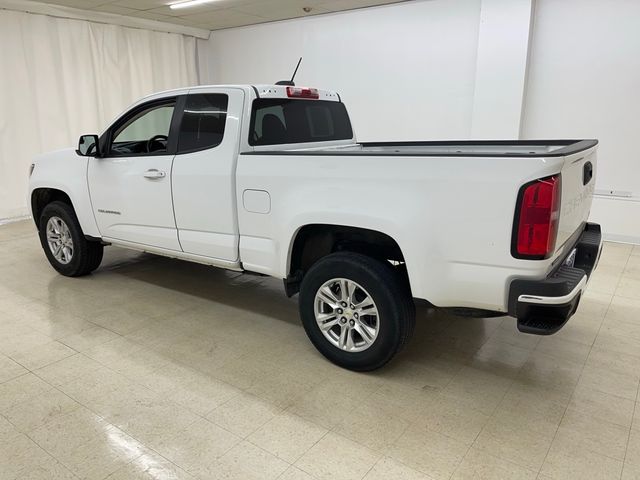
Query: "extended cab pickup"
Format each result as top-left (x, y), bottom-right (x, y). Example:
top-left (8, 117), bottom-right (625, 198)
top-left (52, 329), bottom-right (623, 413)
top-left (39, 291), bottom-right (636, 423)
top-left (29, 84), bottom-right (602, 370)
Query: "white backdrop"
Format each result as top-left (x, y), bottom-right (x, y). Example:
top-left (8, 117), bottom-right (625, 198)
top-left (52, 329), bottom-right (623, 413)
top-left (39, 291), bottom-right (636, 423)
top-left (198, 0), bottom-right (483, 141)
top-left (0, 9), bottom-right (199, 220)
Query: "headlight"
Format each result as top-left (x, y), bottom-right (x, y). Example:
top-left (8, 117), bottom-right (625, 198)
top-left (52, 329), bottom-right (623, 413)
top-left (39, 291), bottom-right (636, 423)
top-left (29, 163), bottom-right (35, 177)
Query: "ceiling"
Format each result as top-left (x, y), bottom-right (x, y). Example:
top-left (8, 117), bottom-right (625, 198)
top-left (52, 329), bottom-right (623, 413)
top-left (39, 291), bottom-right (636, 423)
top-left (28, 0), bottom-right (410, 30)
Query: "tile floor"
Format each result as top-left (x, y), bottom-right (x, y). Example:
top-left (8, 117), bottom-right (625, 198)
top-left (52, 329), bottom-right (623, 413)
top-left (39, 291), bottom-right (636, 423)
top-left (0, 219), bottom-right (639, 480)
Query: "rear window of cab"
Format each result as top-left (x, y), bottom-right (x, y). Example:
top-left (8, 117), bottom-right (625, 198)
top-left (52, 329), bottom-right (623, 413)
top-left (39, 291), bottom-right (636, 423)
top-left (249, 99), bottom-right (353, 146)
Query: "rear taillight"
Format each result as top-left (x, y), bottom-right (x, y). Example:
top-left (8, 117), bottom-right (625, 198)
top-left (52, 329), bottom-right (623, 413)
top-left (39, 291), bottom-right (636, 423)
top-left (286, 86), bottom-right (319, 99)
top-left (513, 174), bottom-right (561, 259)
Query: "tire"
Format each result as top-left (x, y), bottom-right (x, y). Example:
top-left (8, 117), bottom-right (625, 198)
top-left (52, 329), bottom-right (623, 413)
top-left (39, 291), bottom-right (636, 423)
top-left (38, 201), bottom-right (104, 277)
top-left (299, 252), bottom-right (415, 371)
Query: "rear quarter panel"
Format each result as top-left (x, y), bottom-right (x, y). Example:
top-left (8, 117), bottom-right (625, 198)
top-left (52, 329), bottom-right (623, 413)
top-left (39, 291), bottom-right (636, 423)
top-left (236, 153), bottom-right (566, 312)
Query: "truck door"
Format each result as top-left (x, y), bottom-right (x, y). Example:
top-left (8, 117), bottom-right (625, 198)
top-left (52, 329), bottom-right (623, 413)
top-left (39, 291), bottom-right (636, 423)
top-left (88, 98), bottom-right (181, 251)
top-left (171, 88), bottom-right (244, 262)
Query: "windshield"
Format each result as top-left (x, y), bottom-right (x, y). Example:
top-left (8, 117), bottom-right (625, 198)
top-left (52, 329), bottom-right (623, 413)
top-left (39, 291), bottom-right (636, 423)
top-left (249, 99), bottom-right (353, 146)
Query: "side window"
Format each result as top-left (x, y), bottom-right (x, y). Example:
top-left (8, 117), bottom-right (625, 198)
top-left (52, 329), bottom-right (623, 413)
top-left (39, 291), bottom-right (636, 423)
top-left (110, 101), bottom-right (176, 156)
top-left (177, 94), bottom-right (228, 153)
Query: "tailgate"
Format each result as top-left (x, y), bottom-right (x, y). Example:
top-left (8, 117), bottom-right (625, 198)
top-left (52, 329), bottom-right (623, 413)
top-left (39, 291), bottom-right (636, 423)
top-left (556, 147), bottom-right (597, 251)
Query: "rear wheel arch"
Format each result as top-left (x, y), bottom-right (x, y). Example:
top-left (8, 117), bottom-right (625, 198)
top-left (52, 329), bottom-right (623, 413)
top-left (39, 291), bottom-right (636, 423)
top-left (285, 224), bottom-right (410, 296)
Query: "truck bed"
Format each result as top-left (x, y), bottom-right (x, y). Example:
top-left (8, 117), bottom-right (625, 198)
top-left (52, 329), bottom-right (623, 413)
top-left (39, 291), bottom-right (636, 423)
top-left (249, 139), bottom-right (598, 157)
top-left (238, 136), bottom-right (598, 311)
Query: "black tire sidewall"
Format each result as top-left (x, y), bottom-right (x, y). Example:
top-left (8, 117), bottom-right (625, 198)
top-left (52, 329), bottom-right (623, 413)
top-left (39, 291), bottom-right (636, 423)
top-left (38, 202), bottom-right (88, 276)
top-left (299, 253), bottom-right (404, 371)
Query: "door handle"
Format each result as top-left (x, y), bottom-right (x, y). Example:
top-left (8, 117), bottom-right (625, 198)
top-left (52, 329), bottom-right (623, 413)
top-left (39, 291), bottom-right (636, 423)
top-left (143, 169), bottom-right (166, 179)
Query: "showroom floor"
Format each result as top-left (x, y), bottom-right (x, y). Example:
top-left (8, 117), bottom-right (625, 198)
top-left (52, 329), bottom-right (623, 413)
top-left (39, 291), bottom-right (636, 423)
top-left (0, 220), bottom-right (638, 480)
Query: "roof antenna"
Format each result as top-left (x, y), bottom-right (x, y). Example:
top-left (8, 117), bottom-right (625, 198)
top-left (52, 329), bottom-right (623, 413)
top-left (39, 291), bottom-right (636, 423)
top-left (276, 57), bottom-right (302, 86)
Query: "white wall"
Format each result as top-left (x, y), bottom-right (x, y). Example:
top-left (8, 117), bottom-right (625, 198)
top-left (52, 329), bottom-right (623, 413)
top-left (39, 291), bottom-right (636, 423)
top-left (199, 0), bottom-right (484, 141)
top-left (0, 9), bottom-right (198, 220)
top-left (522, 0), bottom-right (640, 243)
top-left (198, 0), bottom-right (534, 142)
top-left (471, 0), bottom-right (533, 139)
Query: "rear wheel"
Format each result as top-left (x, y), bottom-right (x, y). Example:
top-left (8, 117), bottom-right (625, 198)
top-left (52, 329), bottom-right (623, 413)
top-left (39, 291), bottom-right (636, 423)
top-left (38, 201), bottom-right (103, 277)
top-left (299, 252), bottom-right (415, 371)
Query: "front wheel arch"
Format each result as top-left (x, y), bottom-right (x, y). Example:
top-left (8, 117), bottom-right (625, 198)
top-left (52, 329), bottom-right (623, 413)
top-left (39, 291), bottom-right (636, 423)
top-left (38, 200), bottom-right (103, 277)
top-left (31, 188), bottom-right (73, 230)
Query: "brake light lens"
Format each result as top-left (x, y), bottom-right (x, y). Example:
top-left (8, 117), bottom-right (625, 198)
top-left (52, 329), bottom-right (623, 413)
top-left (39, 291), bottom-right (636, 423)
top-left (514, 174), bottom-right (561, 258)
top-left (286, 86), bottom-right (319, 99)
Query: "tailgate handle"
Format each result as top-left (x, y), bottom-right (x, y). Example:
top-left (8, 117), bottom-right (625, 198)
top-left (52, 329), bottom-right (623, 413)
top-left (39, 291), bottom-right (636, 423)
top-left (583, 161), bottom-right (593, 185)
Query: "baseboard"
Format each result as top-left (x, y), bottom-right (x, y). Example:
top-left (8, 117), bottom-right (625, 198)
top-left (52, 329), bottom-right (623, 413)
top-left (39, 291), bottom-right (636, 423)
top-left (0, 215), bottom-right (32, 226)
top-left (590, 195), bottom-right (640, 246)
top-left (602, 233), bottom-right (640, 245)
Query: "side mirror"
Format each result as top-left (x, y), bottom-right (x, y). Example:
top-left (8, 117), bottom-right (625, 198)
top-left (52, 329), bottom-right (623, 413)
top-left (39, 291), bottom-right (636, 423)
top-left (76, 134), bottom-right (100, 157)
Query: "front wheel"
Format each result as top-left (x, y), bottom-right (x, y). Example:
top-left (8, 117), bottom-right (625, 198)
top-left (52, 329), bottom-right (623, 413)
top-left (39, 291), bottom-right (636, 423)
top-left (38, 201), bottom-right (103, 277)
top-left (299, 252), bottom-right (415, 371)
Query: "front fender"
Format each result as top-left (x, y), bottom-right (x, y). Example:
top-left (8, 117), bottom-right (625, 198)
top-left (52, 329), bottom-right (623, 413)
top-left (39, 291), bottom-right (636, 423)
top-left (29, 148), bottom-right (101, 238)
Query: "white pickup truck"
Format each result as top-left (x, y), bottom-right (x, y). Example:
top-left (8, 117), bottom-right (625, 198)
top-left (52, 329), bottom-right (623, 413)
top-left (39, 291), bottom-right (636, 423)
top-left (29, 84), bottom-right (602, 371)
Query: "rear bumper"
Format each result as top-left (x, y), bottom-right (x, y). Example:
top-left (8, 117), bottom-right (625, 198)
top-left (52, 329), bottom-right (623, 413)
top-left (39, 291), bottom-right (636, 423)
top-left (508, 222), bottom-right (603, 335)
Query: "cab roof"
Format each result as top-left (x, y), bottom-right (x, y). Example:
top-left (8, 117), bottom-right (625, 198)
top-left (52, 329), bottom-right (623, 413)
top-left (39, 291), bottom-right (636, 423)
top-left (139, 84), bottom-right (341, 103)
top-left (252, 85), bottom-right (341, 102)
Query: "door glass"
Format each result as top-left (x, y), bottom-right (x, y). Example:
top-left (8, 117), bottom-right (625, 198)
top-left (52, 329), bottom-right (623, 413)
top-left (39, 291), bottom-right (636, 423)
top-left (111, 102), bottom-right (175, 156)
top-left (177, 94), bottom-right (229, 153)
